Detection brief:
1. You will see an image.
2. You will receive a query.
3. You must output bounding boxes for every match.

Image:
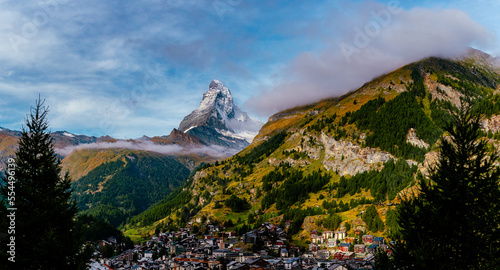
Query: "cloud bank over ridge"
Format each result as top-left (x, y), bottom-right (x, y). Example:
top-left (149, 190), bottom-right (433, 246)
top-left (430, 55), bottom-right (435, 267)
top-left (245, 3), bottom-right (495, 116)
top-left (57, 140), bottom-right (237, 157)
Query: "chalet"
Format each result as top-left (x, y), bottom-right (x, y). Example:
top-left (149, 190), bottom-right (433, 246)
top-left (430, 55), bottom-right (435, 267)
top-left (290, 246), bottom-right (301, 257)
top-left (227, 260), bottom-right (240, 270)
top-left (311, 235), bottom-right (319, 244)
top-left (99, 240), bottom-right (112, 247)
top-left (259, 250), bottom-right (269, 257)
top-left (362, 235), bottom-right (374, 244)
top-left (244, 257), bottom-right (271, 269)
top-left (276, 240), bottom-right (286, 248)
top-left (373, 236), bottom-right (385, 246)
top-left (317, 249), bottom-right (331, 260)
top-left (180, 238), bottom-right (199, 249)
top-left (339, 243), bottom-right (350, 252)
top-left (176, 261), bottom-right (206, 270)
top-left (280, 248), bottom-right (289, 257)
top-left (312, 235), bottom-right (324, 244)
top-left (144, 251), bottom-right (155, 258)
top-left (354, 244), bottom-right (366, 254)
top-left (267, 259), bottom-right (285, 269)
top-left (263, 223), bottom-right (275, 232)
top-left (318, 261), bottom-right (349, 270)
top-left (208, 225), bottom-right (220, 233)
top-left (224, 231), bottom-right (237, 238)
top-left (334, 252), bottom-right (344, 260)
top-left (344, 237), bottom-right (355, 243)
top-left (235, 252), bottom-right (256, 263)
top-left (243, 232), bottom-right (256, 244)
top-left (284, 257), bottom-right (301, 270)
top-left (367, 244), bottom-right (378, 254)
top-left (212, 249), bottom-right (235, 258)
top-left (107, 236), bottom-right (118, 245)
top-left (311, 230), bottom-right (318, 237)
top-left (327, 238), bottom-right (337, 248)
top-left (115, 250), bottom-right (135, 261)
top-left (342, 252), bottom-right (355, 260)
top-left (309, 243), bottom-right (319, 252)
top-left (277, 230), bottom-right (288, 239)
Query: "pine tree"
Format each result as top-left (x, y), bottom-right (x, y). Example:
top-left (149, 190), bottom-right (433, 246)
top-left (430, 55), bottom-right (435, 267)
top-left (0, 99), bottom-right (91, 269)
top-left (391, 100), bottom-right (500, 269)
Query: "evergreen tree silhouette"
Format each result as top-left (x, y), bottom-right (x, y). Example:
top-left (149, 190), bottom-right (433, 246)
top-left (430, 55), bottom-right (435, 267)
top-left (0, 98), bottom-right (91, 269)
top-left (390, 100), bottom-right (500, 269)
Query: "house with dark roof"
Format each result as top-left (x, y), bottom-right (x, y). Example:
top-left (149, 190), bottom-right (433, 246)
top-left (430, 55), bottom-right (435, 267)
top-left (367, 244), bottom-right (378, 254)
top-left (281, 248), bottom-right (289, 257)
top-left (373, 237), bottom-right (384, 246)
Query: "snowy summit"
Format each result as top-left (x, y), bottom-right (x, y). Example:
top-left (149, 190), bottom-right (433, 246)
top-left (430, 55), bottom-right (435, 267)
top-left (178, 80), bottom-right (262, 150)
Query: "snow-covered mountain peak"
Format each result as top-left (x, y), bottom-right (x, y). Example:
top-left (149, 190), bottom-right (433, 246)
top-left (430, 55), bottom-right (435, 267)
top-left (177, 80), bottom-right (262, 150)
top-left (209, 79), bottom-right (224, 89)
top-left (202, 79), bottom-right (234, 117)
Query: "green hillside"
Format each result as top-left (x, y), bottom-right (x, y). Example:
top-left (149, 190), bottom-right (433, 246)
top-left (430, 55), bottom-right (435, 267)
top-left (69, 149), bottom-right (190, 226)
top-left (122, 56), bottom-right (500, 242)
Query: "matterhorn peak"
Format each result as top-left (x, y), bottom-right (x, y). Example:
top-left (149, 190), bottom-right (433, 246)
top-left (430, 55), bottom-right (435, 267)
top-left (207, 80), bottom-right (233, 108)
top-left (177, 80), bottom-right (262, 150)
top-left (209, 79), bottom-right (223, 89)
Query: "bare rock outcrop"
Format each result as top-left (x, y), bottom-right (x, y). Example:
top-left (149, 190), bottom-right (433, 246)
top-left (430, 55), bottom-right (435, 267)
top-left (424, 73), bottom-right (462, 107)
top-left (419, 150), bottom-right (439, 177)
top-left (406, 128), bottom-right (429, 149)
top-left (481, 115), bottom-right (500, 134)
top-left (319, 132), bottom-right (395, 176)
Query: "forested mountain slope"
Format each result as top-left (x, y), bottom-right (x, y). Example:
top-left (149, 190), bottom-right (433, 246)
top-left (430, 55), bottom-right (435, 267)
top-left (68, 149), bottom-right (191, 226)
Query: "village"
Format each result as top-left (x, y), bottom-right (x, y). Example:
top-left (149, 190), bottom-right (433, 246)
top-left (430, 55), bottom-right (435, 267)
top-left (90, 222), bottom-right (385, 270)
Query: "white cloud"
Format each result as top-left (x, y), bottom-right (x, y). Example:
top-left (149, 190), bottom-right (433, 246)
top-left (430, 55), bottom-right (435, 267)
top-left (56, 140), bottom-right (237, 157)
top-left (245, 4), bottom-right (495, 116)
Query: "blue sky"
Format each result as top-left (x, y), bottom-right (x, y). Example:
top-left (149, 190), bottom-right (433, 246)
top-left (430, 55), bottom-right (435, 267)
top-left (0, 0), bottom-right (498, 138)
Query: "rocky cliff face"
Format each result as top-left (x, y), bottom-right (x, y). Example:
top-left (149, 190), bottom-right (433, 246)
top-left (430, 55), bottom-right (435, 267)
top-left (424, 73), bottom-right (463, 107)
top-left (406, 128), bottom-right (430, 149)
top-left (319, 132), bottom-right (395, 176)
top-left (481, 115), bottom-right (500, 133)
top-left (161, 128), bottom-right (206, 147)
top-left (271, 130), bottom-right (396, 176)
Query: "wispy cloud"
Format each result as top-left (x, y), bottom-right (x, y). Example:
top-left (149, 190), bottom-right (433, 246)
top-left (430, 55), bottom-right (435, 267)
top-left (56, 140), bottom-right (237, 157)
